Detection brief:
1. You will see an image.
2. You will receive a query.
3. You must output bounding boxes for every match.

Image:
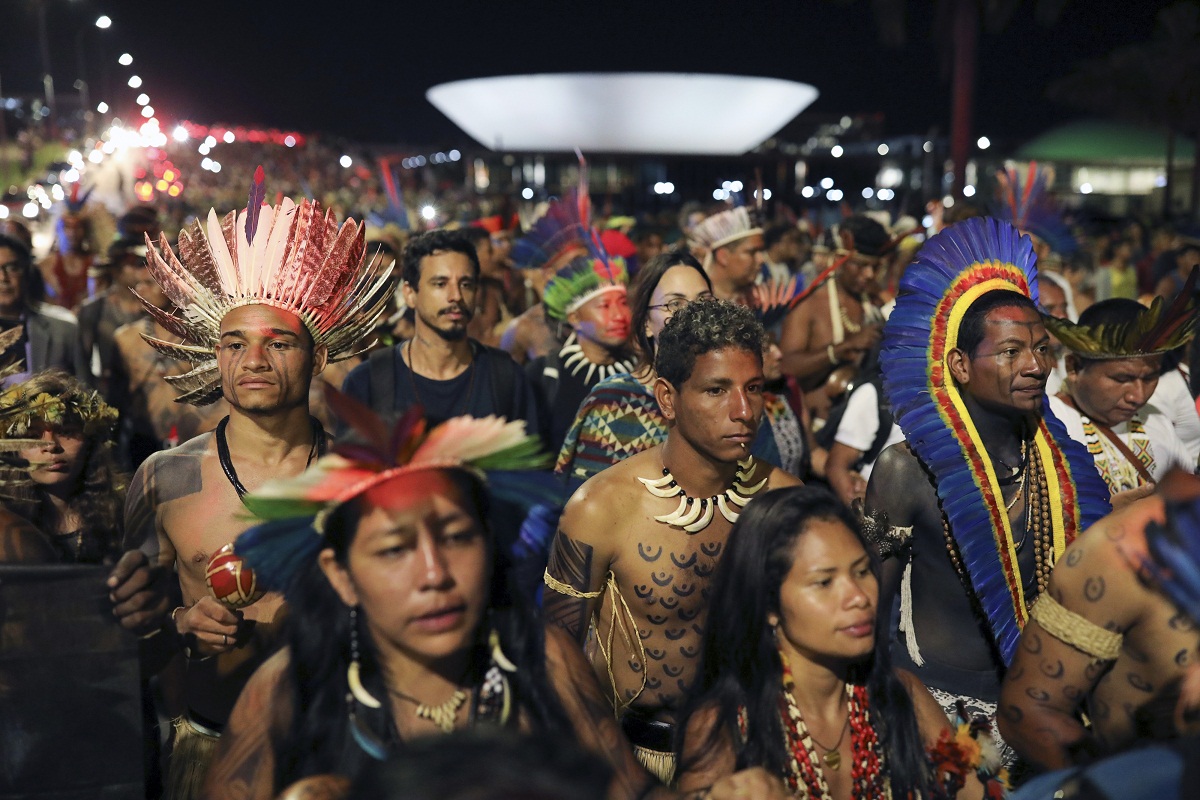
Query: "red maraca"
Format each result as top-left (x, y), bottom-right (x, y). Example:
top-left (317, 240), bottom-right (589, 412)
top-left (205, 542), bottom-right (265, 609)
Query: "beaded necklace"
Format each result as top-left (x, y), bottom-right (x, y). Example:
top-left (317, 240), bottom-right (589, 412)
top-left (940, 438), bottom-right (1055, 603)
top-left (778, 655), bottom-right (890, 799)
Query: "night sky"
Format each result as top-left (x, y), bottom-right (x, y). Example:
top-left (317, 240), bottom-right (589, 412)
top-left (0, 0), bottom-right (1176, 148)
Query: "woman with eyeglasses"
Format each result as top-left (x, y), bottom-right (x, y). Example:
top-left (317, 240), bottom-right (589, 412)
top-left (555, 251), bottom-right (807, 488)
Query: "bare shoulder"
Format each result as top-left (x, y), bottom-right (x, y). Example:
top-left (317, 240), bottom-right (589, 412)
top-left (1051, 494), bottom-right (1162, 605)
top-left (0, 508), bottom-right (55, 564)
top-left (872, 441), bottom-right (921, 481)
top-left (764, 462), bottom-right (802, 488)
top-left (562, 455), bottom-right (642, 529)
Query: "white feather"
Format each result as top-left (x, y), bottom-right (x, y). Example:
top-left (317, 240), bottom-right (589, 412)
top-left (207, 208), bottom-right (238, 296)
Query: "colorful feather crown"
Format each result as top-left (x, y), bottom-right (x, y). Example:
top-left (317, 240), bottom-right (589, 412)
top-left (234, 386), bottom-right (552, 592)
top-left (689, 207), bottom-right (763, 268)
top-left (992, 162), bottom-right (1077, 256)
top-left (543, 255), bottom-right (629, 322)
top-left (138, 166), bottom-right (396, 405)
top-left (511, 189), bottom-right (595, 273)
top-left (881, 216), bottom-right (1111, 663)
top-left (1043, 268), bottom-right (1198, 359)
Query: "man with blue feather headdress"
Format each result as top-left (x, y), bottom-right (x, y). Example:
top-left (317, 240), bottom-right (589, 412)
top-left (862, 217), bottom-right (1112, 765)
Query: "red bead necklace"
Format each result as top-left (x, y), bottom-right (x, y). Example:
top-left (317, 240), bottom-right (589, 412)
top-left (778, 653), bottom-right (890, 799)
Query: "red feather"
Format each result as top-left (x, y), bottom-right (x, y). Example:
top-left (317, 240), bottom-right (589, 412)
top-left (245, 165), bottom-right (267, 244)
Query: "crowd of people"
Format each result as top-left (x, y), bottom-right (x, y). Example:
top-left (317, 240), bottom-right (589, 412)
top-left (2, 157), bottom-right (1200, 800)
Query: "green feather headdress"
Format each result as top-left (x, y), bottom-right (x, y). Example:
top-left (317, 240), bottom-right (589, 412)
top-left (542, 254), bottom-right (629, 322)
top-left (1043, 267), bottom-right (1198, 360)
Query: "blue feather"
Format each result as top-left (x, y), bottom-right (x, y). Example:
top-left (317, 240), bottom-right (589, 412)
top-left (234, 516), bottom-right (322, 593)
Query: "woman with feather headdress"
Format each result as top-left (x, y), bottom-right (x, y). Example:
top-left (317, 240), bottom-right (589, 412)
top-left (200, 396), bottom-right (790, 800)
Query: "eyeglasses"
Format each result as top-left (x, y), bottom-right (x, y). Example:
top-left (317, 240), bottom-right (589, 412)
top-left (647, 294), bottom-right (714, 315)
top-left (0, 261), bottom-right (25, 277)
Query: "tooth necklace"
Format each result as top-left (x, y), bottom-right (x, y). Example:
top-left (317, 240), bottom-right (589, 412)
top-left (638, 456), bottom-right (768, 533)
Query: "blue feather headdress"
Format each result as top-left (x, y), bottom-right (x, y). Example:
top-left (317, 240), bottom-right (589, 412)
top-left (881, 217), bottom-right (1111, 663)
top-left (234, 385), bottom-right (559, 594)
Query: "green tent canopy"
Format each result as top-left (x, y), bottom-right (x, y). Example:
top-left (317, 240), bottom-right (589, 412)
top-left (1018, 120), bottom-right (1195, 166)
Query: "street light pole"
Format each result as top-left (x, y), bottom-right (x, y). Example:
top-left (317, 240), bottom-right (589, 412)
top-left (36, 0), bottom-right (57, 137)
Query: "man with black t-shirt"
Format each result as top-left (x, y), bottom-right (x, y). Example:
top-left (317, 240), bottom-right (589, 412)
top-left (342, 230), bottom-right (542, 438)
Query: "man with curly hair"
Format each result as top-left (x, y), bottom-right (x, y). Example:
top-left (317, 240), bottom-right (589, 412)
top-left (543, 300), bottom-right (800, 783)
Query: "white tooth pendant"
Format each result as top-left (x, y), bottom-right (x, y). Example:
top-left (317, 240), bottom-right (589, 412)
top-left (638, 456), bottom-right (766, 534)
top-left (639, 470), bottom-right (681, 498)
top-left (683, 498), bottom-right (716, 533)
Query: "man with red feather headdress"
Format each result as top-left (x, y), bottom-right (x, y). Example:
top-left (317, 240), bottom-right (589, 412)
top-left (109, 167), bottom-right (394, 799)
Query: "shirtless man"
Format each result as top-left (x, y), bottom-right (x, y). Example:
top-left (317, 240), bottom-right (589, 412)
top-left (117, 183), bottom-right (392, 799)
top-left (126, 303), bottom-right (328, 796)
top-left (778, 216), bottom-right (887, 411)
top-left (863, 218), bottom-right (1112, 762)
top-left (999, 474), bottom-right (1200, 769)
top-left (543, 300), bottom-right (800, 782)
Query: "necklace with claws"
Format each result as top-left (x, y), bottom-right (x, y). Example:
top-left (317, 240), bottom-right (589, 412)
top-left (638, 456), bottom-right (768, 533)
top-left (558, 333), bottom-right (635, 384)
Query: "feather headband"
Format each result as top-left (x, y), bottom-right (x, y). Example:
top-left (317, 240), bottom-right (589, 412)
top-left (234, 386), bottom-right (555, 592)
top-left (690, 208), bottom-right (763, 269)
top-left (542, 255), bottom-right (629, 322)
top-left (138, 166), bottom-right (396, 405)
top-left (0, 376), bottom-right (117, 449)
top-left (1043, 269), bottom-right (1198, 360)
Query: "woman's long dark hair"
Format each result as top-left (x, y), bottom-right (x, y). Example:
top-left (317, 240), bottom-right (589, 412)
top-left (627, 250), bottom-right (712, 375)
top-left (274, 469), bottom-right (576, 790)
top-left (676, 486), bottom-right (931, 797)
top-left (2, 370), bottom-right (125, 563)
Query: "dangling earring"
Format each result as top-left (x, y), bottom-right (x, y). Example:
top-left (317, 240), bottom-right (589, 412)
top-left (488, 628), bottom-right (517, 673)
top-left (347, 607), bottom-right (381, 709)
top-left (345, 606), bottom-right (387, 760)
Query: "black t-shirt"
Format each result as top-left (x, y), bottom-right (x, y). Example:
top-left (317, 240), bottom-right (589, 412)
top-left (341, 342), bottom-right (543, 438)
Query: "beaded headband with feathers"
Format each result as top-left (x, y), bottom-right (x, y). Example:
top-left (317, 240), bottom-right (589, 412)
top-left (138, 166), bottom-right (395, 406)
top-left (689, 207), bottom-right (763, 269)
top-left (235, 385), bottom-right (556, 593)
top-left (992, 162), bottom-right (1078, 256)
top-left (1043, 267), bottom-right (1198, 359)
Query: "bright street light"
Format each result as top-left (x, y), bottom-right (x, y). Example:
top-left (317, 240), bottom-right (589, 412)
top-left (95, 15), bottom-right (112, 29)
top-left (118, 53), bottom-right (133, 66)
top-left (977, 136), bottom-right (991, 150)
top-left (127, 75), bottom-right (142, 88)
top-left (136, 93), bottom-right (149, 106)
top-left (339, 155), bottom-right (352, 168)
top-left (96, 101), bottom-right (109, 113)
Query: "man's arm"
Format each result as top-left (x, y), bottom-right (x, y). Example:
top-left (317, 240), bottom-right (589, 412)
top-left (863, 444), bottom-right (921, 624)
top-left (542, 484), bottom-right (616, 644)
top-left (998, 503), bottom-right (1149, 769)
top-left (827, 443), bottom-right (867, 507)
